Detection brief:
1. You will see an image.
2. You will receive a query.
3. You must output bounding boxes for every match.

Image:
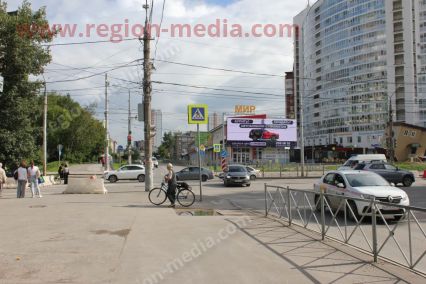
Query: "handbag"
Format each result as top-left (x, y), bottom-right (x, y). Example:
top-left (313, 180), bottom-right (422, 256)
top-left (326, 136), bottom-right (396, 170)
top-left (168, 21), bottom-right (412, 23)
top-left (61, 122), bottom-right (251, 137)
top-left (38, 176), bottom-right (45, 184)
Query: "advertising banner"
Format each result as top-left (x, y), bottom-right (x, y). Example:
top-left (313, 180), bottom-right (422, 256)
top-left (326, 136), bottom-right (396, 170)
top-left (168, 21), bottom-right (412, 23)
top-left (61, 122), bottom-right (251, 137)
top-left (227, 118), bottom-right (297, 148)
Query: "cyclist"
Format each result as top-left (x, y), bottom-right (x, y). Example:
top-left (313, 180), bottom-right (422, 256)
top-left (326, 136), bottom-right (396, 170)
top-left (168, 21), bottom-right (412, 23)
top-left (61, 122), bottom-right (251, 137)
top-left (165, 163), bottom-right (177, 207)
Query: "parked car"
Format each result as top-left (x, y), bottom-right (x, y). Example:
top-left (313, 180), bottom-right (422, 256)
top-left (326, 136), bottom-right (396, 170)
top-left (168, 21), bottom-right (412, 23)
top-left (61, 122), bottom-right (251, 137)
top-left (338, 154), bottom-right (387, 170)
top-left (175, 167), bottom-right (214, 182)
top-left (354, 162), bottom-right (415, 187)
top-left (249, 129), bottom-right (279, 141)
top-left (223, 165), bottom-right (251, 187)
top-left (314, 170), bottom-right (409, 220)
top-left (246, 166), bottom-right (260, 180)
top-left (104, 164), bottom-right (145, 183)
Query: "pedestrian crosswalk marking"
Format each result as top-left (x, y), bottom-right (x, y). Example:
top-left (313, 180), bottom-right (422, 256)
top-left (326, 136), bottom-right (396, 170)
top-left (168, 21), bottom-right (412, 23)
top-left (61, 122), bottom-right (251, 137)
top-left (192, 108), bottom-right (205, 120)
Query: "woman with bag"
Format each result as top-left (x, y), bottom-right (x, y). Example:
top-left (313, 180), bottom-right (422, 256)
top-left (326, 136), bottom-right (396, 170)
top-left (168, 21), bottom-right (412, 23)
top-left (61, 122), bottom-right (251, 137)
top-left (165, 163), bottom-right (177, 208)
top-left (28, 161), bottom-right (42, 198)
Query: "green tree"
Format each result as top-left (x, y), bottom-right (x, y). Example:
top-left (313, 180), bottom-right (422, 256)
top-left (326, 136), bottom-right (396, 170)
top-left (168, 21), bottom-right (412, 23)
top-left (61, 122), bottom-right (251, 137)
top-left (157, 132), bottom-right (176, 159)
top-left (46, 94), bottom-right (105, 163)
top-left (0, 1), bottom-right (54, 167)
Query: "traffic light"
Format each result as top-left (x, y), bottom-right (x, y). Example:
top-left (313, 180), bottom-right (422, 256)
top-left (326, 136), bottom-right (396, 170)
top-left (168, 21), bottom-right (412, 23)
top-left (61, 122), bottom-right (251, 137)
top-left (127, 131), bottom-right (132, 146)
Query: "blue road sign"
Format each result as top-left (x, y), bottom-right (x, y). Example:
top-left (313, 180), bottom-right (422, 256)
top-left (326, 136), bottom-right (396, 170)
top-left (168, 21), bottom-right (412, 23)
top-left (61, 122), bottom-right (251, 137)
top-left (117, 145), bottom-right (124, 152)
top-left (221, 150), bottom-right (227, 158)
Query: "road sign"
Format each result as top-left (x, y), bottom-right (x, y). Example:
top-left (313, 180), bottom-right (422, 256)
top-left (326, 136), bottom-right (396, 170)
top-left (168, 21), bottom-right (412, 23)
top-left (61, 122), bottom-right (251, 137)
top-left (221, 150), bottom-right (228, 158)
top-left (57, 144), bottom-right (63, 151)
top-left (0, 75), bottom-right (3, 93)
top-left (214, 144), bottom-right (221, 153)
top-left (200, 144), bottom-right (206, 152)
top-left (117, 145), bottom-right (124, 152)
top-left (188, 104), bottom-right (208, 124)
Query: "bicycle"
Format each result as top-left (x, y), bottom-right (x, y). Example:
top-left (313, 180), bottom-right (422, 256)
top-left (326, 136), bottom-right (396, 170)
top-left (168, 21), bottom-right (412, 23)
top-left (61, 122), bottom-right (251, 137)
top-left (149, 181), bottom-right (195, 207)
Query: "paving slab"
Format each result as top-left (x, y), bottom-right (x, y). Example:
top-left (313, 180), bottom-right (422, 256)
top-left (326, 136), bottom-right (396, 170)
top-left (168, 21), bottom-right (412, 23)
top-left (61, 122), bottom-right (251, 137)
top-left (0, 183), bottom-right (424, 284)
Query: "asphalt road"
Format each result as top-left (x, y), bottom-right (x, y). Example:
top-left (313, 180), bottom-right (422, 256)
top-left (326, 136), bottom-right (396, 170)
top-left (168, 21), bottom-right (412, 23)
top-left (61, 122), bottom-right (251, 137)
top-left (116, 163), bottom-right (426, 274)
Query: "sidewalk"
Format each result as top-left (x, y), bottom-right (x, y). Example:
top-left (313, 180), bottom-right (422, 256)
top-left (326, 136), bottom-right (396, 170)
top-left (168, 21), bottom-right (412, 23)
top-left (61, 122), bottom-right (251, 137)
top-left (0, 185), bottom-right (424, 283)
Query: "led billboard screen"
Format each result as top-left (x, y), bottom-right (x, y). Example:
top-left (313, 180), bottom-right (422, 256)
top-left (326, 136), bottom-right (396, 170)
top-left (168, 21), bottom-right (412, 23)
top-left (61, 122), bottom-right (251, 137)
top-left (227, 118), bottom-right (297, 148)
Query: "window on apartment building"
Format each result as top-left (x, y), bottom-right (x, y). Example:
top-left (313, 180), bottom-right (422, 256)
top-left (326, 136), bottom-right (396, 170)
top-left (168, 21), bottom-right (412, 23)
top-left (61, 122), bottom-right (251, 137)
top-left (404, 130), bottom-right (409, 136)
top-left (358, 136), bottom-right (362, 143)
top-left (347, 137), bottom-right (353, 144)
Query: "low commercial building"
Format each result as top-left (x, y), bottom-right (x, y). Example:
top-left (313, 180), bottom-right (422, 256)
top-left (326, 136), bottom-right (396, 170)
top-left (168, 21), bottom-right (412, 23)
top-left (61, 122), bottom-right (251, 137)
top-left (393, 123), bottom-right (426, 162)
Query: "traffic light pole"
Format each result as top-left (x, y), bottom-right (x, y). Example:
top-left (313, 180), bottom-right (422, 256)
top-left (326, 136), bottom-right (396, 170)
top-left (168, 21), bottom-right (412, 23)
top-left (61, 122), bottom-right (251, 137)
top-left (128, 90), bottom-right (132, 165)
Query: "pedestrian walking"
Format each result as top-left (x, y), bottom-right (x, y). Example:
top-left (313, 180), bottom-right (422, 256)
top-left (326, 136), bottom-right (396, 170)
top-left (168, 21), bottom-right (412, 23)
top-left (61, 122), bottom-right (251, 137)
top-left (28, 161), bottom-right (42, 198)
top-left (165, 163), bottom-right (177, 208)
top-left (16, 161), bottom-right (28, 198)
top-left (0, 163), bottom-right (7, 197)
top-left (63, 163), bottom-right (69, 185)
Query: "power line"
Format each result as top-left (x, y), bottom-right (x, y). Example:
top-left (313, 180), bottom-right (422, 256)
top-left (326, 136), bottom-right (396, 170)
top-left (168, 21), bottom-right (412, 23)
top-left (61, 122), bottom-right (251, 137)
top-left (153, 0), bottom-right (166, 61)
top-left (152, 80), bottom-right (284, 97)
top-left (42, 38), bottom-right (141, 47)
top-left (154, 59), bottom-right (284, 77)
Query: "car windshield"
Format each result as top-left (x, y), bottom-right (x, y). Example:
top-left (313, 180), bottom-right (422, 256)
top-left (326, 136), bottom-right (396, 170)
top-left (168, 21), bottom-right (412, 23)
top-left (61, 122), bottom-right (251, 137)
top-left (229, 166), bottom-right (246, 173)
top-left (345, 173), bottom-right (390, 187)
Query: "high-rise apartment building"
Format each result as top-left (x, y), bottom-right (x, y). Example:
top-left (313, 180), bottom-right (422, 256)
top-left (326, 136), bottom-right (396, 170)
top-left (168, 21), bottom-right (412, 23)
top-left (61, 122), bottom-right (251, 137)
top-left (285, 72), bottom-right (295, 119)
top-left (294, 0), bottom-right (426, 149)
top-left (151, 109), bottom-right (163, 150)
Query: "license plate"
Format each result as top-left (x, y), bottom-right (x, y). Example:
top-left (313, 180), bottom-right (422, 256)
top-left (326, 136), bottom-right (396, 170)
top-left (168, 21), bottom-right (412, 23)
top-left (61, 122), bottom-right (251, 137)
top-left (234, 180), bottom-right (243, 183)
top-left (382, 205), bottom-right (397, 210)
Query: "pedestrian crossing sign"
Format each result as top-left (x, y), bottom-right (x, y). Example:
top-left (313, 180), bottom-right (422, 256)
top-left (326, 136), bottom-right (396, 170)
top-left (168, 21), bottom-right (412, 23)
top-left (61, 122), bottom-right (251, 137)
top-left (188, 104), bottom-right (208, 124)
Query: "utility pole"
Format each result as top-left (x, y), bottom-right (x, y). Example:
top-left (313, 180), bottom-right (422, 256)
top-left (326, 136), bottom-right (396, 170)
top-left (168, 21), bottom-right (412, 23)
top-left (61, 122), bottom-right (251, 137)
top-left (388, 100), bottom-right (395, 163)
top-left (105, 73), bottom-right (110, 171)
top-left (143, 1), bottom-right (153, 191)
top-left (128, 90), bottom-right (132, 165)
top-left (43, 81), bottom-right (47, 176)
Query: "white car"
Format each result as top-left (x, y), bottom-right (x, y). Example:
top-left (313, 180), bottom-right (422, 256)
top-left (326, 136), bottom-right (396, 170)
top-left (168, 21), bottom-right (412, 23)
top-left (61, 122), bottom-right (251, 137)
top-left (246, 166), bottom-right (261, 180)
top-left (152, 157), bottom-right (159, 168)
top-left (314, 170), bottom-right (409, 221)
top-left (104, 165), bottom-right (145, 183)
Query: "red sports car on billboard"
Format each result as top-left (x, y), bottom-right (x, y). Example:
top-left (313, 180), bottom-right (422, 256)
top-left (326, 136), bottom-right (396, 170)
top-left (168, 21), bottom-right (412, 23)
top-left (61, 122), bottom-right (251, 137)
top-left (249, 129), bottom-right (280, 141)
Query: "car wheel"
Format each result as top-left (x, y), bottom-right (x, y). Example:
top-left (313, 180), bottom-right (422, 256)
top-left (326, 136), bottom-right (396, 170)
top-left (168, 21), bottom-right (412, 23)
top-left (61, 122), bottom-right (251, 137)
top-left (246, 183), bottom-right (251, 187)
top-left (402, 176), bottom-right (413, 187)
top-left (347, 200), bottom-right (361, 222)
top-left (138, 174), bottom-right (145, 183)
top-left (250, 175), bottom-right (256, 181)
top-left (201, 175), bottom-right (208, 182)
top-left (224, 181), bottom-right (228, 187)
top-left (108, 175), bottom-right (118, 183)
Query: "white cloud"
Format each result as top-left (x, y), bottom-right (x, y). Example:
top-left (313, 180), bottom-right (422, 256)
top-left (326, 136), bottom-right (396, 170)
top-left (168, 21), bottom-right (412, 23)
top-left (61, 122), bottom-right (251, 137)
top-left (6, 0), bottom-right (306, 145)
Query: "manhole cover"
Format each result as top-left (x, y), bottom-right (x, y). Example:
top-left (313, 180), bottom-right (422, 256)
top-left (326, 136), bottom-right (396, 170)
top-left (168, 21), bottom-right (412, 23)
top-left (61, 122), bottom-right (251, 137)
top-left (175, 209), bottom-right (221, 216)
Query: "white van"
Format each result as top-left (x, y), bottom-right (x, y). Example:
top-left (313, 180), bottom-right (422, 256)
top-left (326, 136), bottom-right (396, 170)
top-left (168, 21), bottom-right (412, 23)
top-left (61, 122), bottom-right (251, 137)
top-left (338, 154), bottom-right (387, 170)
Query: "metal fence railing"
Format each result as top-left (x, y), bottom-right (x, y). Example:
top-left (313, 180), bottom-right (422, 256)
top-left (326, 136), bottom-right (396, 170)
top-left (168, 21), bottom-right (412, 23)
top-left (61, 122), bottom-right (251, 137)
top-left (264, 185), bottom-right (426, 274)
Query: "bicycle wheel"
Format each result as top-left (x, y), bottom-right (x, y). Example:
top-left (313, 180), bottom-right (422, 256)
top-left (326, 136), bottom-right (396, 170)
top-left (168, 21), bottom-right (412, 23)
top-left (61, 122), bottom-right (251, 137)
top-left (177, 189), bottom-right (195, 207)
top-left (149, 188), bottom-right (167, 206)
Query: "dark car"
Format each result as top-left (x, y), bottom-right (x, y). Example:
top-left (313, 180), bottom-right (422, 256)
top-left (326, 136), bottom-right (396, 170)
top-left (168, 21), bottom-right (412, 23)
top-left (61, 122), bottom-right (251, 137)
top-left (354, 162), bottom-right (415, 187)
top-left (249, 129), bottom-right (279, 141)
top-left (176, 167), bottom-right (214, 182)
top-left (223, 165), bottom-right (251, 187)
